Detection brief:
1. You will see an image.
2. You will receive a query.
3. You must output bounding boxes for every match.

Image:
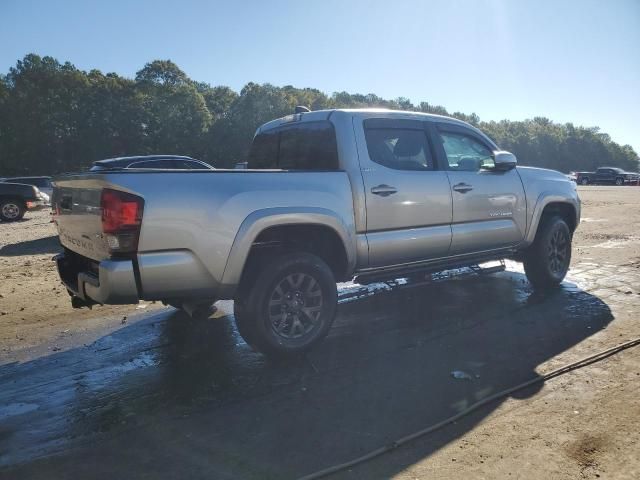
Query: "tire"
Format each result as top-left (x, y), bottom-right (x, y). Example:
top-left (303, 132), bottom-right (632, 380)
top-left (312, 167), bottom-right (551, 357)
top-left (580, 177), bottom-right (589, 185)
top-left (615, 177), bottom-right (624, 186)
top-left (234, 252), bottom-right (337, 358)
top-left (233, 299), bottom-right (258, 348)
top-left (0, 199), bottom-right (25, 222)
top-left (523, 215), bottom-right (572, 289)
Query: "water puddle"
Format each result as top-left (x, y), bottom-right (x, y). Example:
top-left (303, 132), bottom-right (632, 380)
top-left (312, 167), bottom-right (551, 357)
top-left (592, 236), bottom-right (640, 249)
top-left (0, 402), bottom-right (39, 420)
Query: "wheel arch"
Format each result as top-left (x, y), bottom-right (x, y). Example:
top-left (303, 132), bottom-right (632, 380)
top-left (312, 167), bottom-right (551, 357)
top-left (221, 207), bottom-right (356, 296)
top-left (524, 196), bottom-right (579, 245)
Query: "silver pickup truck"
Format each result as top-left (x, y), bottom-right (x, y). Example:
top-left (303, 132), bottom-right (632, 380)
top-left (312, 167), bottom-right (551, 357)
top-left (52, 109), bottom-right (580, 357)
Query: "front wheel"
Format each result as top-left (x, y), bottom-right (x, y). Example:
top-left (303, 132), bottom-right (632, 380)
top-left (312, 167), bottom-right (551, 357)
top-left (580, 177), bottom-right (589, 185)
top-left (234, 252), bottom-right (337, 358)
top-left (523, 215), bottom-right (572, 289)
top-left (0, 200), bottom-right (25, 222)
top-left (615, 177), bottom-right (624, 186)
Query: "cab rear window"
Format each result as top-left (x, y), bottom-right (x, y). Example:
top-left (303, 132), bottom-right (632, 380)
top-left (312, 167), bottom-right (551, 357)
top-left (248, 121), bottom-right (339, 170)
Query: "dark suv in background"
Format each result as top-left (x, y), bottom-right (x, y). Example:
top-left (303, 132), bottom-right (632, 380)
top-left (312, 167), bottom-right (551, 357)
top-left (0, 176), bottom-right (53, 197)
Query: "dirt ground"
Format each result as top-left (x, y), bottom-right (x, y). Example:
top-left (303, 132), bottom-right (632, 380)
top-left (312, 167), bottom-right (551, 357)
top-left (337, 186), bottom-right (640, 480)
top-left (0, 185), bottom-right (639, 479)
top-left (0, 210), bottom-right (163, 362)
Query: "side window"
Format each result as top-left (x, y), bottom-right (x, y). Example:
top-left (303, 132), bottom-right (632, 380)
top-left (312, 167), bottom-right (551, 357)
top-left (438, 131), bottom-right (494, 171)
top-left (185, 161), bottom-right (207, 169)
top-left (364, 128), bottom-right (434, 171)
top-left (247, 121), bottom-right (339, 170)
top-left (130, 160), bottom-right (175, 169)
top-left (172, 160), bottom-right (196, 169)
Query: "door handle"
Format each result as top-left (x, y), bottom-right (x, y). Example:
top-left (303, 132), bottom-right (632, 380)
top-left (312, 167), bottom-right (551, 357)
top-left (452, 182), bottom-right (473, 193)
top-left (371, 184), bottom-right (398, 197)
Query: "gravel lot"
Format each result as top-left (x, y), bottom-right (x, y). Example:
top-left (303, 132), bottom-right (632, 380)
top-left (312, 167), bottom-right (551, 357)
top-left (0, 210), bottom-right (163, 362)
top-left (0, 186), bottom-right (639, 479)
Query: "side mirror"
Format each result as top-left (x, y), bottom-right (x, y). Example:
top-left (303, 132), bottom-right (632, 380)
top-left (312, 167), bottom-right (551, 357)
top-left (492, 151), bottom-right (517, 171)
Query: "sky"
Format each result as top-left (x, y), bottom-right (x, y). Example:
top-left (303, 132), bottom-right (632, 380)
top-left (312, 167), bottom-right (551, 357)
top-left (1, 0), bottom-right (639, 152)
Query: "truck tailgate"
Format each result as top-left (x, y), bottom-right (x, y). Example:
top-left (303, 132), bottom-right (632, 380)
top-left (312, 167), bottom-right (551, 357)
top-left (52, 177), bottom-right (111, 261)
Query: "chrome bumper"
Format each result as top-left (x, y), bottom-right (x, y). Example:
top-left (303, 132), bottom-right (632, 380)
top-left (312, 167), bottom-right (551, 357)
top-left (55, 252), bottom-right (139, 304)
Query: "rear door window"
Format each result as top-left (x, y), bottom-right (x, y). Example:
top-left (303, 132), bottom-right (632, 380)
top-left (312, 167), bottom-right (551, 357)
top-left (248, 121), bottom-right (339, 170)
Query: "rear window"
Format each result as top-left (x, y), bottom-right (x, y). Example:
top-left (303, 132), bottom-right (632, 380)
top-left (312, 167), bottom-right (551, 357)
top-left (247, 121), bottom-right (339, 170)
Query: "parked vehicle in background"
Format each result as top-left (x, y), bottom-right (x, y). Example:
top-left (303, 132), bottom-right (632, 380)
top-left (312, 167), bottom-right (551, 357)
top-left (574, 167), bottom-right (640, 186)
top-left (0, 182), bottom-right (46, 221)
top-left (52, 109), bottom-right (580, 357)
top-left (0, 176), bottom-right (53, 197)
top-left (89, 155), bottom-right (214, 171)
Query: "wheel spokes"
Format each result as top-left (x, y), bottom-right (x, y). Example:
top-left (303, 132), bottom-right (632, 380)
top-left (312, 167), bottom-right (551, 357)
top-left (268, 272), bottom-right (324, 340)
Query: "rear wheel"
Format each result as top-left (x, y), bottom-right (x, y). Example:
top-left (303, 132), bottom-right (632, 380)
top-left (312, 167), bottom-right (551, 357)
top-left (234, 252), bottom-right (337, 358)
top-left (0, 200), bottom-right (25, 222)
top-left (523, 215), bottom-right (572, 289)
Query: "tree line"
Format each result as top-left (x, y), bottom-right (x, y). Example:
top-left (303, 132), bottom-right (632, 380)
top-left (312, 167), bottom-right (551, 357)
top-left (0, 54), bottom-right (637, 175)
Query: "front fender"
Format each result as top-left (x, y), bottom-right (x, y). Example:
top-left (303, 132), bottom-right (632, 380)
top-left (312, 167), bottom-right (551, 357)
top-left (219, 207), bottom-right (357, 296)
top-left (524, 193), bottom-right (580, 245)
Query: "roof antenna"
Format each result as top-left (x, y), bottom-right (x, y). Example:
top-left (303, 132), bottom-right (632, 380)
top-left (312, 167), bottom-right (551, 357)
top-left (294, 105), bottom-right (311, 114)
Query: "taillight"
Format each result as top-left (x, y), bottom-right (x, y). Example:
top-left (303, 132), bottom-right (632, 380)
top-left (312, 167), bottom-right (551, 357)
top-left (101, 189), bottom-right (144, 254)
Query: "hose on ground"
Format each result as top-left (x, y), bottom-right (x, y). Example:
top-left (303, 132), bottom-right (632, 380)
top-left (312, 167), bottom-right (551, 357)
top-left (298, 337), bottom-right (640, 480)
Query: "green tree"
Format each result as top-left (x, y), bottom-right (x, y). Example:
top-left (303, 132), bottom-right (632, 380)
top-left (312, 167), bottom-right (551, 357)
top-left (0, 54), bottom-right (637, 175)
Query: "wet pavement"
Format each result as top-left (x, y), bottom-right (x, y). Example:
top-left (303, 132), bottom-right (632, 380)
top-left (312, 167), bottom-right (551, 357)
top-left (0, 261), bottom-right (636, 479)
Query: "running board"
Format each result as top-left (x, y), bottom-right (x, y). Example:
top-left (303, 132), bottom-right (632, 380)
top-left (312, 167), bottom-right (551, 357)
top-left (354, 253), bottom-right (511, 285)
top-left (339, 260), bottom-right (507, 304)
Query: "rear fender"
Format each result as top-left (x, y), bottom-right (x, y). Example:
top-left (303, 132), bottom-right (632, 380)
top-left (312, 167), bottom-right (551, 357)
top-left (219, 207), bottom-right (356, 296)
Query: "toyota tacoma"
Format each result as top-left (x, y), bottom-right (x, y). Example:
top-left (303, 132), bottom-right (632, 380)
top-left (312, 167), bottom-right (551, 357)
top-left (52, 109), bottom-right (580, 356)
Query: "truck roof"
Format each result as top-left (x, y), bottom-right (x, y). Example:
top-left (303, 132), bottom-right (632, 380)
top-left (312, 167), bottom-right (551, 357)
top-left (257, 108), bottom-right (494, 147)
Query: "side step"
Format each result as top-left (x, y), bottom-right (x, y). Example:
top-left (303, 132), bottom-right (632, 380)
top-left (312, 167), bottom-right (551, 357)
top-left (354, 258), bottom-right (507, 286)
top-left (339, 260), bottom-right (507, 304)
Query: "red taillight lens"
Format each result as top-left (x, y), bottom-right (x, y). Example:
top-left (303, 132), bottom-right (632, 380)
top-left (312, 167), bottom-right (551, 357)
top-left (101, 189), bottom-right (144, 253)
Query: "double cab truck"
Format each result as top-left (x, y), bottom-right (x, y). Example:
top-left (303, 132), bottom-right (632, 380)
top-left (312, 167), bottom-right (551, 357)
top-left (574, 167), bottom-right (640, 186)
top-left (52, 109), bottom-right (580, 357)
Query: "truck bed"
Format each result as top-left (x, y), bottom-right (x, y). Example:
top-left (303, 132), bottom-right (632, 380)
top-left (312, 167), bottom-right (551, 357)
top-left (52, 169), bottom-right (356, 301)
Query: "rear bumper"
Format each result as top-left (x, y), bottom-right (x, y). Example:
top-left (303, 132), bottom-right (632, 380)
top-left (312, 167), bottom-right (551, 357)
top-left (55, 252), bottom-right (139, 304)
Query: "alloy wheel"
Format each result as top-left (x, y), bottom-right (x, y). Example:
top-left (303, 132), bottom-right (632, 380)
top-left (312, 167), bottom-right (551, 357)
top-left (548, 228), bottom-right (569, 275)
top-left (267, 272), bottom-right (324, 340)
